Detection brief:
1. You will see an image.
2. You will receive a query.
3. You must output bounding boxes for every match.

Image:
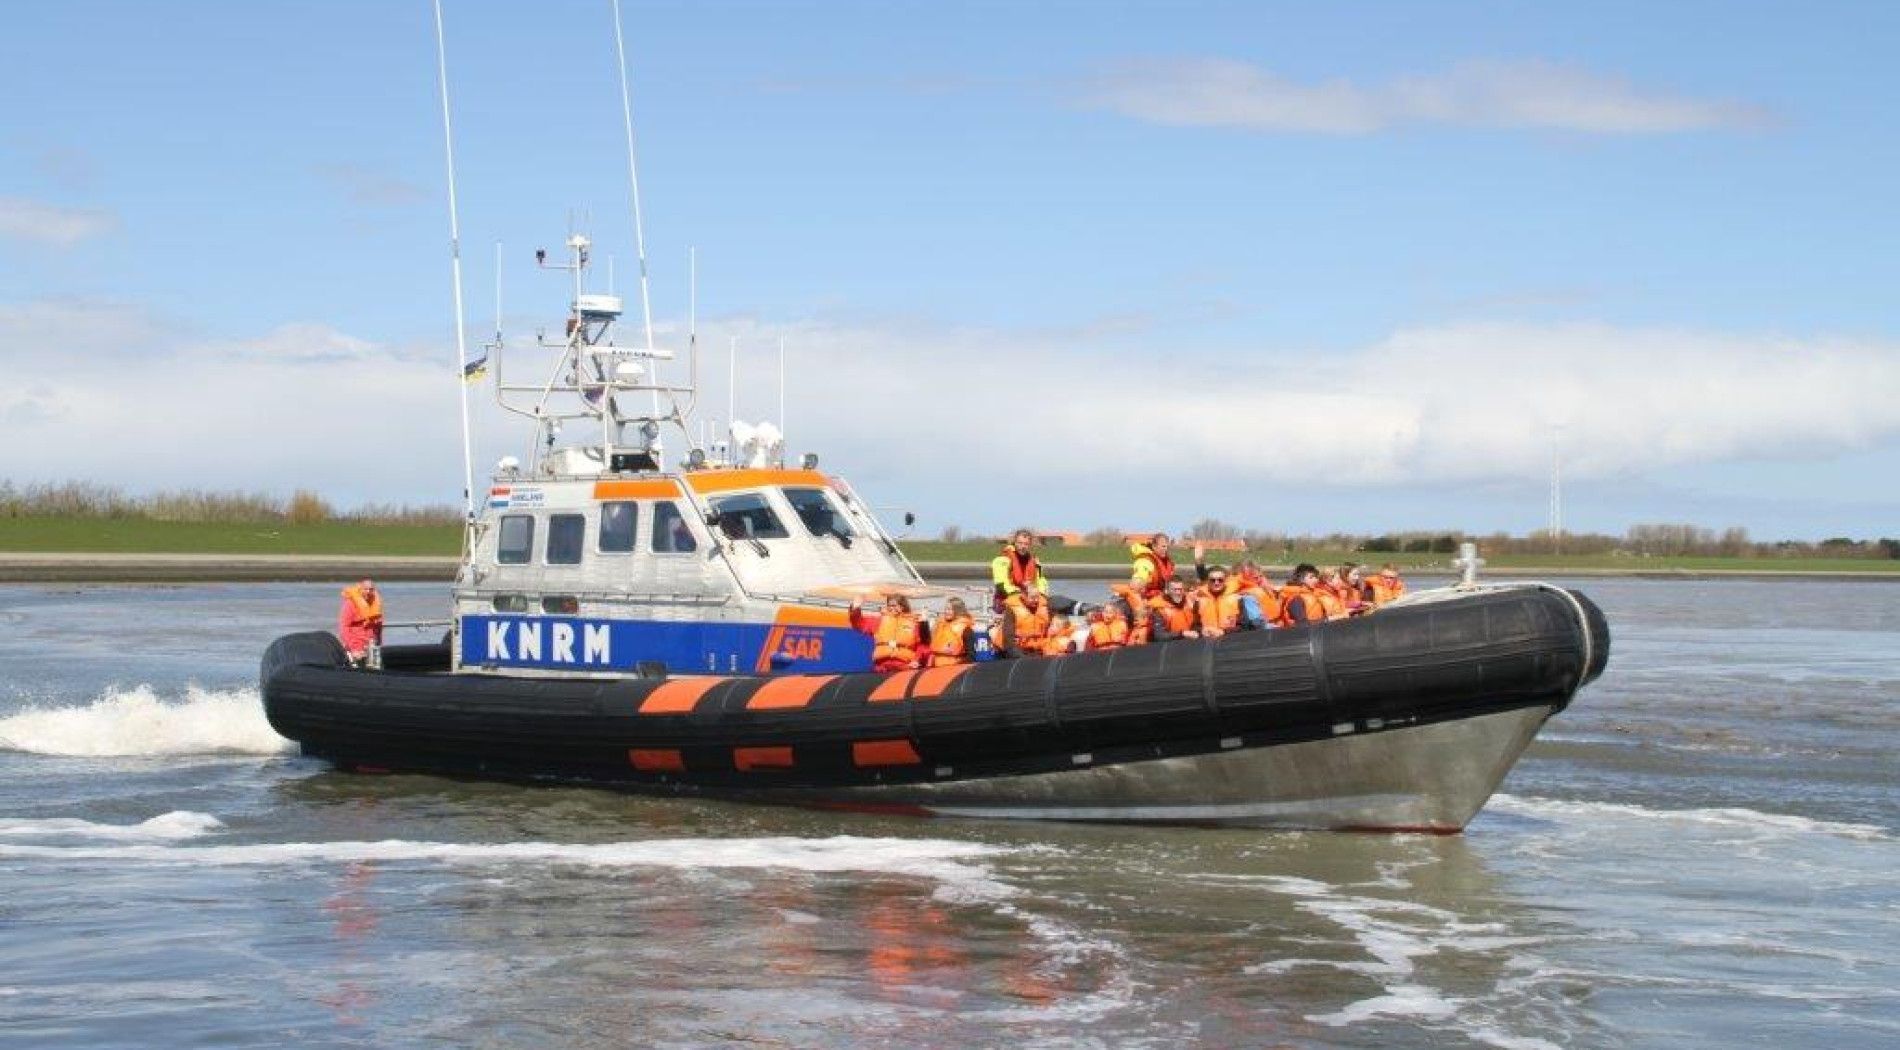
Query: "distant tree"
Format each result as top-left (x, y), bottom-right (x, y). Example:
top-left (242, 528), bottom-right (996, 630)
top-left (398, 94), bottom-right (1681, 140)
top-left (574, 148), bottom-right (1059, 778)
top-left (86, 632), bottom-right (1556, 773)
top-left (1878, 538), bottom-right (1900, 560)
top-left (1084, 526), bottom-right (1125, 546)
top-left (287, 490), bottom-right (333, 525)
top-left (936, 524), bottom-right (963, 543)
top-left (1187, 517), bottom-right (1241, 542)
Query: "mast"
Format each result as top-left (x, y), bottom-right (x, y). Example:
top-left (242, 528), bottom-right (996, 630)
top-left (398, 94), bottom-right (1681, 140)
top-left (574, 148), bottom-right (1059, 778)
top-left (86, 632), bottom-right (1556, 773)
top-left (610, 0), bottom-right (664, 453)
top-left (431, 0), bottom-right (477, 528)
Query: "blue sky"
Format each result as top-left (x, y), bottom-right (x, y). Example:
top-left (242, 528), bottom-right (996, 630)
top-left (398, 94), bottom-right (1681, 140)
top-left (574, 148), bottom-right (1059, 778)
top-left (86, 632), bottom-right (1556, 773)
top-left (3, 1), bottom-right (1897, 540)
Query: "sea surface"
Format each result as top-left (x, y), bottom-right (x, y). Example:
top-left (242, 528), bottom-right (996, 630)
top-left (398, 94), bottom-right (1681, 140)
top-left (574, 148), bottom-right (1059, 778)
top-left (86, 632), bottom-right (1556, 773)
top-left (1, 578), bottom-right (1895, 1049)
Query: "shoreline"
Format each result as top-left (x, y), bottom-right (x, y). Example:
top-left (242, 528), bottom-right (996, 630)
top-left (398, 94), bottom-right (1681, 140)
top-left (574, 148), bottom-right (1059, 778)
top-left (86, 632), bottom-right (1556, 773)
top-left (2, 552), bottom-right (1896, 584)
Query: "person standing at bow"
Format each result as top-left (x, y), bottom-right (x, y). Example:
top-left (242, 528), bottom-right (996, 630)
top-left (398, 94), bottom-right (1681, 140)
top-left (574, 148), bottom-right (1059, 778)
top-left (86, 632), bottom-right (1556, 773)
top-left (337, 578), bottom-right (384, 667)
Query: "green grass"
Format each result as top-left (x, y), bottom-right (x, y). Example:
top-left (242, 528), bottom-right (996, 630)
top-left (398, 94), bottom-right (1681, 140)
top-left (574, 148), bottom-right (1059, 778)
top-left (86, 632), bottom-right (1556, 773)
top-left (3, 518), bottom-right (1897, 573)
top-left (0, 518), bottom-right (462, 556)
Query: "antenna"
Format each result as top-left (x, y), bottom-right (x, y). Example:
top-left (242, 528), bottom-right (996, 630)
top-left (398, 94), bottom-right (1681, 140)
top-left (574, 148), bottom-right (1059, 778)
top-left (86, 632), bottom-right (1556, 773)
top-left (777, 335), bottom-right (786, 463)
top-left (431, 0), bottom-right (476, 527)
top-left (610, 0), bottom-right (664, 451)
top-left (1549, 432), bottom-right (1564, 556)
top-left (493, 241), bottom-right (503, 345)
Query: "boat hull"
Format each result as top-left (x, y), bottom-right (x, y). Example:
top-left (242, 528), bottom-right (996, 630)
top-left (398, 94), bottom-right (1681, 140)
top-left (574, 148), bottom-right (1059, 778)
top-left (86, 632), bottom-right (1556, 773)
top-left (261, 585), bottom-right (1607, 831)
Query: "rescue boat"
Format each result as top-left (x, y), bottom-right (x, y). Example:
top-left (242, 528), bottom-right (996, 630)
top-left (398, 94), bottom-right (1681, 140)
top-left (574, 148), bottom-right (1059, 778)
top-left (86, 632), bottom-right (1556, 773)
top-left (259, 22), bottom-right (1609, 830)
top-left (259, 228), bottom-right (1609, 831)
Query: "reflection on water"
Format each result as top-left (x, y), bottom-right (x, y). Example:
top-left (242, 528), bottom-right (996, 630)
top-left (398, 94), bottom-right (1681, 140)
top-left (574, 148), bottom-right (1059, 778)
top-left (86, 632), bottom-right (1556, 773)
top-left (0, 578), bottom-right (1896, 1047)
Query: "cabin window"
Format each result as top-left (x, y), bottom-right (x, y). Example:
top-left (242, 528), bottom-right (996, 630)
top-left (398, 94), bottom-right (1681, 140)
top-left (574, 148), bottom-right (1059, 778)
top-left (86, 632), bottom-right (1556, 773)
top-left (547, 514), bottom-right (586, 565)
top-left (651, 500), bottom-right (698, 553)
top-left (497, 514), bottom-right (534, 565)
top-left (784, 487), bottom-right (856, 540)
top-left (709, 492), bottom-right (789, 540)
top-left (491, 594), bottom-right (529, 613)
top-left (598, 501), bottom-right (638, 553)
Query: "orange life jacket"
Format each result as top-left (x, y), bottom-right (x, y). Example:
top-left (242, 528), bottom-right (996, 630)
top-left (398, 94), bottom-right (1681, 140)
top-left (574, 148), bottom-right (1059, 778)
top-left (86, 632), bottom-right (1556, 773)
top-left (1315, 585), bottom-right (1348, 621)
top-left (998, 547), bottom-right (1041, 591)
top-left (1369, 574), bottom-right (1406, 605)
top-left (341, 585), bottom-right (383, 624)
top-left (1234, 579), bottom-right (1282, 626)
top-left (1193, 587), bottom-right (1244, 636)
top-left (1148, 596), bottom-right (1197, 637)
top-left (873, 613), bottom-right (922, 668)
top-left (1129, 543), bottom-right (1176, 598)
top-left (1276, 583), bottom-right (1326, 627)
top-left (928, 615), bottom-right (973, 667)
top-left (1087, 612), bottom-right (1128, 650)
top-left (990, 596), bottom-right (1050, 654)
top-left (1041, 623), bottom-right (1076, 657)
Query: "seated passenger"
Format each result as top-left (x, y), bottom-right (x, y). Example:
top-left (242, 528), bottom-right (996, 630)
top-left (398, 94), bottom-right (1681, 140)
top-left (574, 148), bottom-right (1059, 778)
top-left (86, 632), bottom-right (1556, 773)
top-left (1115, 532), bottom-right (1178, 609)
top-left (1340, 563), bottom-right (1375, 615)
top-left (1315, 569), bottom-right (1350, 621)
top-left (1146, 578), bottom-right (1202, 641)
top-left (990, 587), bottom-right (1052, 658)
top-left (1086, 603), bottom-right (1129, 650)
top-left (1192, 566), bottom-right (1257, 637)
top-left (849, 594), bottom-right (926, 672)
top-left (928, 597), bottom-right (976, 667)
top-left (1368, 563), bottom-right (1407, 605)
top-left (1276, 564), bottom-right (1329, 627)
top-left (1232, 559), bottom-right (1282, 628)
top-left (1041, 615), bottom-right (1078, 656)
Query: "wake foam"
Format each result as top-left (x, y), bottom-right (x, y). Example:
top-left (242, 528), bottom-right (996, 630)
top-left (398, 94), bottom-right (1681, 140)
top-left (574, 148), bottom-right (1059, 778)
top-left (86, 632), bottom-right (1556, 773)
top-left (1490, 794), bottom-right (1890, 841)
top-left (0, 811), bottom-right (223, 842)
top-left (0, 685), bottom-right (293, 758)
top-left (0, 833), bottom-right (1011, 889)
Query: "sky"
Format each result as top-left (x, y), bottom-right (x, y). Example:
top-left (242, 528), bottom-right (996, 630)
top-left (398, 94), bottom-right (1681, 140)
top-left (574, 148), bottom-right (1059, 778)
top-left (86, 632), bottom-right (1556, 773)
top-left (3, 0), bottom-right (1898, 541)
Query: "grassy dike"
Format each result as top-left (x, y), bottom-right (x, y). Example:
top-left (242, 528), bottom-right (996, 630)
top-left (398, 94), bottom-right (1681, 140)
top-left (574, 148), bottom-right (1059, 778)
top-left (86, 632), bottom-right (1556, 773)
top-left (2, 517), bottom-right (1898, 578)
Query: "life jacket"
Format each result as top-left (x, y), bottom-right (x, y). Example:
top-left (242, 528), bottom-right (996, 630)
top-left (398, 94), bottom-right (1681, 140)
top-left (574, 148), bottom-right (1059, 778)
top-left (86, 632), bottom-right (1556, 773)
top-left (1148, 595), bottom-right (1196, 637)
top-left (1041, 622), bottom-right (1076, 657)
top-left (928, 615), bottom-right (973, 667)
top-left (1275, 583), bottom-right (1326, 627)
top-left (997, 546), bottom-right (1041, 592)
top-left (1369, 574), bottom-right (1406, 605)
top-left (341, 585), bottom-right (382, 624)
top-left (1314, 584), bottom-right (1348, 621)
top-left (1193, 587), bottom-right (1244, 636)
top-left (873, 613), bottom-right (923, 668)
top-left (1129, 542), bottom-right (1176, 598)
top-left (990, 596), bottom-right (1050, 655)
top-left (1087, 611), bottom-right (1128, 650)
top-left (1234, 579), bottom-right (1282, 626)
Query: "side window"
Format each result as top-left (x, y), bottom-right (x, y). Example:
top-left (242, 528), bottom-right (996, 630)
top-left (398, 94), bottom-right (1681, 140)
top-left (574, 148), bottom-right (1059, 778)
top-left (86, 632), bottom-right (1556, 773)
top-left (651, 501), bottom-right (698, 553)
top-left (708, 492), bottom-right (790, 539)
top-left (784, 488), bottom-right (856, 538)
top-left (497, 515), bottom-right (534, 565)
top-left (598, 501), bottom-right (638, 553)
top-left (547, 513), bottom-right (585, 565)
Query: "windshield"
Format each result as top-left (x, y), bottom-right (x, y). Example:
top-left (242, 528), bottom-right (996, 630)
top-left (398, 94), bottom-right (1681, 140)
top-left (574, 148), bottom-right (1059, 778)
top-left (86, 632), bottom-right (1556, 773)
top-left (783, 488), bottom-right (856, 539)
top-left (709, 492), bottom-right (789, 540)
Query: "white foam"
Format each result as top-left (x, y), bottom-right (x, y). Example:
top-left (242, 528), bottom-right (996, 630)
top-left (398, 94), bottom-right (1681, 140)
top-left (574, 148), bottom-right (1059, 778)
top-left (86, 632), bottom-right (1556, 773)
top-left (0, 833), bottom-right (1010, 887)
top-left (0, 811), bottom-right (222, 842)
top-left (0, 684), bottom-right (294, 757)
top-left (1490, 793), bottom-right (1891, 841)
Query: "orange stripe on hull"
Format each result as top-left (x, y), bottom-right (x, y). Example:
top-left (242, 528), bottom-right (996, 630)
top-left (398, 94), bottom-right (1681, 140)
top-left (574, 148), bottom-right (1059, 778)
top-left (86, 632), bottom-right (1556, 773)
top-left (746, 675), bottom-right (838, 710)
top-left (629, 749), bottom-right (686, 772)
top-left (910, 664), bottom-right (973, 698)
top-left (638, 678), bottom-right (725, 715)
top-left (868, 671), bottom-right (919, 702)
top-left (852, 739), bottom-right (922, 767)
top-left (733, 745), bottom-right (795, 771)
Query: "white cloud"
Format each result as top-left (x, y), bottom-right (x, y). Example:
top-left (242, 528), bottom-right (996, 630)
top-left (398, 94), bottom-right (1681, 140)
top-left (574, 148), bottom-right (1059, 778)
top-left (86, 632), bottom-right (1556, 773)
top-left (1082, 58), bottom-right (1774, 135)
top-left (3, 299), bottom-right (1895, 520)
top-left (0, 196), bottom-right (120, 246)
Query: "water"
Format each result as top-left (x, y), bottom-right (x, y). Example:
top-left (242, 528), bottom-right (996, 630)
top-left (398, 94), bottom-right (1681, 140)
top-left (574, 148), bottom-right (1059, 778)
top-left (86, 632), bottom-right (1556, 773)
top-left (1, 579), bottom-right (1895, 1048)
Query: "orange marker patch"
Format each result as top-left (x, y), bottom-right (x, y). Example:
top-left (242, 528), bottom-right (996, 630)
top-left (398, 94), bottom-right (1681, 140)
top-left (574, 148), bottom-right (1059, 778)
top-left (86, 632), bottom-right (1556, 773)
top-left (629, 749), bottom-right (685, 772)
top-left (638, 678), bottom-right (725, 715)
top-left (852, 739), bottom-right (922, 767)
top-left (868, 670), bottom-right (919, 702)
top-left (592, 479), bottom-right (681, 499)
top-left (733, 745), bottom-right (795, 771)
top-left (910, 664), bottom-right (972, 698)
top-left (746, 674), bottom-right (838, 710)
top-left (685, 468), bottom-right (828, 495)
